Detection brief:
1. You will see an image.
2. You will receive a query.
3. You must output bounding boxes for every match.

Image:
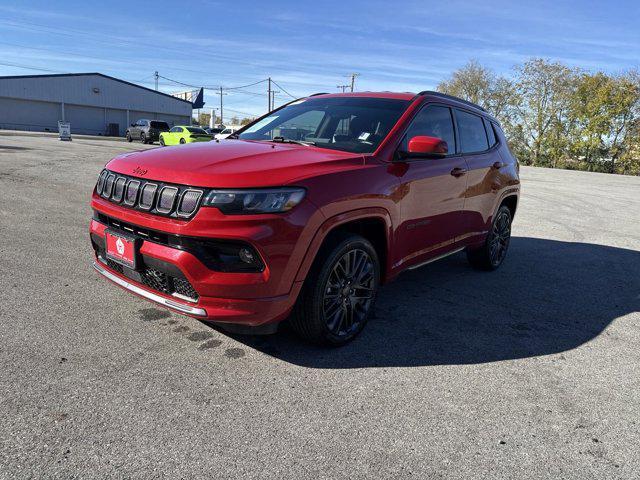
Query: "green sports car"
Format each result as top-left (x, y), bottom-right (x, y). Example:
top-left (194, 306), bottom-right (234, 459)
top-left (159, 126), bottom-right (213, 146)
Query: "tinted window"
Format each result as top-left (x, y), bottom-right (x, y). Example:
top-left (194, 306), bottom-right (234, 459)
top-left (239, 97), bottom-right (410, 154)
top-left (402, 105), bottom-right (455, 154)
top-left (186, 127), bottom-right (207, 134)
top-left (151, 121), bottom-right (170, 130)
top-left (456, 110), bottom-right (489, 153)
top-left (483, 118), bottom-right (497, 147)
top-left (169, 127), bottom-right (180, 132)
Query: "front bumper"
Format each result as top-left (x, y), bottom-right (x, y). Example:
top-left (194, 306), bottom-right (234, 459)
top-left (93, 261), bottom-right (207, 316)
top-left (89, 193), bottom-right (320, 326)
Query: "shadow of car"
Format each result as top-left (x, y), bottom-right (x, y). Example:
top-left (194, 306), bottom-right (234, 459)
top-left (215, 237), bottom-right (639, 368)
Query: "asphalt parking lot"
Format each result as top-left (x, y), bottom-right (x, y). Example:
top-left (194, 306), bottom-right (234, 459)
top-left (1, 132), bottom-right (639, 479)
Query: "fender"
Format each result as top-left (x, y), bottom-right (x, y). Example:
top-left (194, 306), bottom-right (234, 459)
top-left (293, 207), bottom-right (394, 284)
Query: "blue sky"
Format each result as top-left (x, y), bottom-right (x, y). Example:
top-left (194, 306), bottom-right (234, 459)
top-left (1, 0), bottom-right (638, 119)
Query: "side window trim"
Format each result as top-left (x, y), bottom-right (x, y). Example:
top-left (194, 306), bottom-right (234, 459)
top-left (397, 101), bottom-right (459, 158)
top-left (482, 117), bottom-right (497, 148)
top-left (453, 107), bottom-right (493, 156)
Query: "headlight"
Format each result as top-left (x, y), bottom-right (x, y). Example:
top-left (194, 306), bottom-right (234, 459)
top-left (203, 187), bottom-right (305, 214)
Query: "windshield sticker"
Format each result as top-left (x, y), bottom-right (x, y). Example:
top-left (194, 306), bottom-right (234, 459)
top-left (358, 132), bottom-right (371, 141)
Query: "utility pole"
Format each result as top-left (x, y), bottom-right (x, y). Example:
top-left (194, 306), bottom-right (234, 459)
top-left (267, 77), bottom-right (272, 113)
top-left (349, 73), bottom-right (360, 92)
top-left (337, 84), bottom-right (349, 93)
top-left (154, 71), bottom-right (159, 91)
top-left (270, 90), bottom-right (279, 110)
top-left (215, 87), bottom-right (227, 125)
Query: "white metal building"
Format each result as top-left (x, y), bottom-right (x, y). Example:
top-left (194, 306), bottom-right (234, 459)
top-left (0, 73), bottom-right (193, 136)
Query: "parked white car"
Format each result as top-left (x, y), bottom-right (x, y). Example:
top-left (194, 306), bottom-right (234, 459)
top-left (214, 127), bottom-right (240, 140)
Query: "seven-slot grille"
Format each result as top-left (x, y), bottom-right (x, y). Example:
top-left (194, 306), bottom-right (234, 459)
top-left (95, 169), bottom-right (203, 218)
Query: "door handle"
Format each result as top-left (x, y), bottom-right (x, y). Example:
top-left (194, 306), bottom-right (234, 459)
top-left (450, 167), bottom-right (467, 177)
top-left (492, 161), bottom-right (505, 169)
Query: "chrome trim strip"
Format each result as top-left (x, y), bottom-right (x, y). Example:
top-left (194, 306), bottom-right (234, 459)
top-left (93, 261), bottom-right (207, 317)
top-left (102, 173), bottom-right (116, 198)
top-left (96, 170), bottom-right (108, 195)
top-left (176, 189), bottom-right (203, 218)
top-left (138, 183), bottom-right (158, 210)
top-left (123, 179), bottom-right (141, 206)
top-left (156, 186), bottom-right (179, 214)
top-left (407, 247), bottom-right (465, 271)
top-left (112, 176), bottom-right (126, 202)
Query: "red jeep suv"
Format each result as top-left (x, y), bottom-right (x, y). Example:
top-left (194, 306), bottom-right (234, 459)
top-left (90, 91), bottom-right (520, 345)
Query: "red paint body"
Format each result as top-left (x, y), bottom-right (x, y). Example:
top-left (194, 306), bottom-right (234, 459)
top-left (90, 92), bottom-right (520, 327)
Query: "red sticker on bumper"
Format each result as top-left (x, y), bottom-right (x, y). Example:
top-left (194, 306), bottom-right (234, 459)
top-left (105, 231), bottom-right (136, 269)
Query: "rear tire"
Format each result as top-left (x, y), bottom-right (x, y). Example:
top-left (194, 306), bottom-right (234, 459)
top-left (140, 132), bottom-right (147, 144)
top-left (291, 233), bottom-right (380, 346)
top-left (467, 205), bottom-right (512, 271)
top-left (179, 138), bottom-right (186, 144)
top-left (159, 137), bottom-right (165, 146)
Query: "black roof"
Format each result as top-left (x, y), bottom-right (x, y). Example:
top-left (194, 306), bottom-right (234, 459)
top-left (0, 72), bottom-right (193, 105)
top-left (418, 90), bottom-right (487, 112)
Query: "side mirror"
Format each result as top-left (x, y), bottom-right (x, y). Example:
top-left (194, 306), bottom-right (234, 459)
top-left (399, 135), bottom-right (448, 159)
top-left (131, 123), bottom-right (136, 127)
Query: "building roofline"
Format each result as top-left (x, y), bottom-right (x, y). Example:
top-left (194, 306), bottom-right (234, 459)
top-left (0, 72), bottom-right (194, 106)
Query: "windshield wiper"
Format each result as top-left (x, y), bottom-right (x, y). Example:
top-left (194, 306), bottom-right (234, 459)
top-left (269, 136), bottom-right (316, 147)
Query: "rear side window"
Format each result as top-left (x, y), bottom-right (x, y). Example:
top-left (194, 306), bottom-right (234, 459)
top-left (151, 121), bottom-right (169, 130)
top-left (456, 109), bottom-right (489, 153)
top-left (483, 118), bottom-right (497, 147)
top-left (403, 105), bottom-right (456, 154)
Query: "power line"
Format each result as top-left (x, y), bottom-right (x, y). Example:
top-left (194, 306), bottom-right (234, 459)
top-left (224, 79), bottom-right (268, 90)
top-left (0, 61), bottom-right (62, 73)
top-left (270, 79), bottom-right (298, 99)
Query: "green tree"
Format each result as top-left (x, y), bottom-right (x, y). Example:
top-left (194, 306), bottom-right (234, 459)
top-left (437, 60), bottom-right (516, 121)
top-left (513, 58), bottom-right (578, 166)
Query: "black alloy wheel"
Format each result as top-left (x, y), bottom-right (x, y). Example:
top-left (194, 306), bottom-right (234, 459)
top-left (291, 233), bottom-right (380, 346)
top-left (489, 209), bottom-right (511, 267)
top-left (323, 248), bottom-right (376, 338)
top-left (467, 204), bottom-right (512, 270)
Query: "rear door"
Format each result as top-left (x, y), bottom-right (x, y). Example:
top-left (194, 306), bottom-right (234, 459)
top-left (394, 104), bottom-right (469, 269)
top-left (130, 120), bottom-right (140, 138)
top-left (168, 126), bottom-right (182, 145)
top-left (453, 109), bottom-right (499, 241)
top-left (138, 120), bottom-right (149, 138)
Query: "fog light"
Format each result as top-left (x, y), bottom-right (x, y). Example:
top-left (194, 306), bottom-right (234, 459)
top-left (238, 247), bottom-right (256, 264)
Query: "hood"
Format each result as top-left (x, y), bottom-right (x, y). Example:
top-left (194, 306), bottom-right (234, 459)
top-left (106, 140), bottom-right (364, 188)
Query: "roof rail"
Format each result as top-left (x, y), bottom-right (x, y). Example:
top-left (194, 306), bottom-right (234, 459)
top-left (418, 90), bottom-right (487, 112)
top-left (309, 92), bottom-right (329, 97)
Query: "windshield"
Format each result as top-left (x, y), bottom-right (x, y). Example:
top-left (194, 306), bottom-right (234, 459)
top-left (186, 127), bottom-right (207, 134)
top-left (150, 121), bottom-right (170, 130)
top-left (238, 97), bottom-right (410, 154)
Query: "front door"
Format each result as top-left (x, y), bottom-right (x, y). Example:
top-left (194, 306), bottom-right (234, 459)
top-left (394, 104), bottom-right (468, 269)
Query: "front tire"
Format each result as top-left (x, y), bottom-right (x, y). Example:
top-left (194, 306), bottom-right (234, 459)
top-left (291, 233), bottom-right (380, 346)
top-left (179, 138), bottom-right (186, 144)
top-left (159, 137), bottom-right (165, 146)
top-left (126, 132), bottom-right (132, 142)
top-left (467, 205), bottom-right (512, 270)
top-left (140, 132), bottom-right (147, 144)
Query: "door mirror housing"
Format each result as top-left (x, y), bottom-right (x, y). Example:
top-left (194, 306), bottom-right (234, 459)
top-left (398, 135), bottom-right (448, 159)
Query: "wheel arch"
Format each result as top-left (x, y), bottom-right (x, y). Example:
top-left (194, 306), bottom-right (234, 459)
top-left (499, 193), bottom-right (518, 219)
top-left (294, 208), bottom-right (394, 285)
